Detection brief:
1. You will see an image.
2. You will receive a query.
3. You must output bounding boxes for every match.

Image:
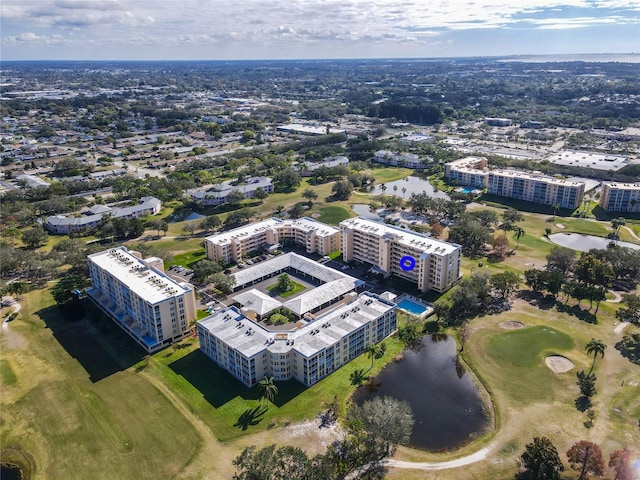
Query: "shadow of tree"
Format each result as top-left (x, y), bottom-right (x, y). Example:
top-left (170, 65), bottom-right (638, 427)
top-left (234, 405), bottom-right (269, 430)
top-left (350, 368), bottom-right (369, 386)
top-left (556, 303), bottom-right (598, 324)
top-left (575, 395), bottom-right (592, 412)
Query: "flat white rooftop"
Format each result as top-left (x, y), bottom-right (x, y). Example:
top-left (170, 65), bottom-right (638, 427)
top-left (341, 217), bottom-right (461, 255)
top-left (198, 292), bottom-right (395, 359)
top-left (490, 169), bottom-right (586, 188)
top-left (89, 247), bottom-right (190, 304)
top-left (603, 181), bottom-right (640, 190)
top-left (206, 217), bottom-right (339, 246)
top-left (547, 150), bottom-right (629, 171)
top-left (233, 252), bottom-right (363, 316)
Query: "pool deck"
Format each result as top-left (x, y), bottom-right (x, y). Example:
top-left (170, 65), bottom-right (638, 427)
top-left (395, 294), bottom-right (434, 318)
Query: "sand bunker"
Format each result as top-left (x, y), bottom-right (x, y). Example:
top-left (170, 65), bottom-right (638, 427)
top-left (545, 355), bottom-right (574, 373)
top-left (499, 321), bottom-right (525, 330)
top-left (555, 223), bottom-right (565, 229)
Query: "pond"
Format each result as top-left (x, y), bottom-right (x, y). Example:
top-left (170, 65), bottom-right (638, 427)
top-left (549, 233), bottom-right (640, 252)
top-left (166, 207), bottom-right (206, 223)
top-left (352, 335), bottom-right (490, 451)
top-left (370, 175), bottom-right (451, 200)
top-left (351, 204), bottom-right (383, 221)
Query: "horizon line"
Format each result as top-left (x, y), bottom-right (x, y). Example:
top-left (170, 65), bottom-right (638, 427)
top-left (2, 52), bottom-right (638, 63)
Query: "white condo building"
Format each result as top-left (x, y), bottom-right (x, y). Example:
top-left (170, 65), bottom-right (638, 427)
top-left (444, 156), bottom-right (489, 189)
top-left (488, 170), bottom-right (585, 209)
top-left (599, 182), bottom-right (640, 213)
top-left (87, 247), bottom-right (197, 352)
top-left (340, 217), bottom-right (462, 293)
top-left (197, 291), bottom-right (396, 387)
top-left (205, 217), bottom-right (340, 264)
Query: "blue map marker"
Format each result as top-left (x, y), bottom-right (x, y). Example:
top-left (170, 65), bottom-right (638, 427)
top-left (400, 256), bottom-right (416, 271)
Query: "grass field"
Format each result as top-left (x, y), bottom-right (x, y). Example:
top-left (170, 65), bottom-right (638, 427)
top-left (267, 280), bottom-right (306, 298)
top-left (487, 325), bottom-right (573, 367)
top-left (166, 248), bottom-right (207, 268)
top-left (316, 205), bottom-right (352, 225)
top-left (0, 291), bottom-right (202, 480)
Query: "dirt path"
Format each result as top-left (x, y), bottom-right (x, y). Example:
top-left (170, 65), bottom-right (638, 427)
top-left (622, 225), bottom-right (640, 242)
top-left (614, 322), bottom-right (630, 335)
top-left (387, 443), bottom-right (496, 471)
top-left (1, 296), bottom-right (21, 330)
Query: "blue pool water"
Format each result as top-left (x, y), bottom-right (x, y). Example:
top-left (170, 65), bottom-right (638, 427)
top-left (460, 188), bottom-right (472, 194)
top-left (397, 299), bottom-right (428, 315)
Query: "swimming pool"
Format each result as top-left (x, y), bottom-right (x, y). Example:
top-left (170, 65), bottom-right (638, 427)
top-left (396, 295), bottom-right (431, 317)
top-left (460, 188), bottom-right (472, 194)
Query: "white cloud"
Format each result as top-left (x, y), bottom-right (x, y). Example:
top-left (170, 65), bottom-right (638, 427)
top-left (1, 0), bottom-right (638, 58)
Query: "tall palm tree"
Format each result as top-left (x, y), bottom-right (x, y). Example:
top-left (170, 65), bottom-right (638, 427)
top-left (257, 376), bottom-right (278, 405)
top-left (552, 203), bottom-right (560, 217)
top-left (380, 183), bottom-right (387, 195)
top-left (513, 226), bottom-right (525, 252)
top-left (401, 187), bottom-right (407, 198)
top-left (393, 185), bottom-right (398, 196)
top-left (365, 343), bottom-right (386, 370)
top-left (585, 339), bottom-right (606, 375)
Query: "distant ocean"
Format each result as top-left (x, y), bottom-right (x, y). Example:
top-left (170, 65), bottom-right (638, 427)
top-left (498, 53), bottom-right (640, 63)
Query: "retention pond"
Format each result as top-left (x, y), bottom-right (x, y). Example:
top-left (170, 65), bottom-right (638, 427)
top-left (352, 335), bottom-right (490, 451)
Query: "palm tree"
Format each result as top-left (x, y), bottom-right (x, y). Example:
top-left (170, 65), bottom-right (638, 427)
top-left (513, 226), bottom-right (525, 252)
top-left (585, 339), bottom-right (606, 375)
top-left (365, 342), bottom-right (386, 370)
top-left (257, 376), bottom-right (278, 405)
top-left (393, 185), bottom-right (398, 196)
top-left (552, 203), bottom-right (560, 217)
top-left (6, 281), bottom-right (27, 300)
top-left (380, 183), bottom-right (387, 195)
top-left (401, 187), bottom-right (407, 198)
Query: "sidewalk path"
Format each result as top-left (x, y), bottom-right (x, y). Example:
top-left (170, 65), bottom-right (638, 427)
top-left (386, 443), bottom-right (495, 471)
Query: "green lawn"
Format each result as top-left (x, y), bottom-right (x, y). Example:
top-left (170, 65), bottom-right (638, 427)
top-left (166, 248), bottom-right (207, 268)
top-left (367, 167), bottom-right (412, 183)
top-left (316, 205), bottom-right (352, 225)
top-left (488, 325), bottom-right (574, 367)
top-left (146, 335), bottom-right (405, 442)
top-left (0, 290), bottom-right (201, 480)
top-left (0, 359), bottom-right (17, 386)
top-left (267, 280), bottom-right (306, 298)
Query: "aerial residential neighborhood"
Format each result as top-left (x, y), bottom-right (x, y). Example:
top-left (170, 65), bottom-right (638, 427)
top-left (1, 6), bottom-right (640, 478)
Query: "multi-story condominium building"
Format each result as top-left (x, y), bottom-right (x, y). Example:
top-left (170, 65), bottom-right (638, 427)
top-left (488, 170), bottom-right (585, 209)
top-left (231, 252), bottom-right (363, 319)
top-left (599, 182), bottom-right (640, 213)
top-left (87, 247), bottom-right (197, 353)
top-left (205, 217), bottom-right (340, 264)
top-left (373, 150), bottom-right (431, 169)
top-left (444, 156), bottom-right (488, 189)
top-left (197, 291), bottom-right (396, 387)
top-left (340, 217), bottom-right (462, 293)
top-left (188, 176), bottom-right (273, 206)
top-left (44, 196), bottom-right (161, 234)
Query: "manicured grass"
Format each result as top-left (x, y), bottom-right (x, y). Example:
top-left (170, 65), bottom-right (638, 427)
top-left (367, 167), bottom-right (412, 183)
top-left (488, 325), bottom-right (573, 367)
top-left (166, 248), bottom-right (207, 268)
top-left (0, 359), bottom-right (17, 386)
top-left (0, 290), bottom-right (201, 480)
top-left (267, 280), bottom-right (306, 298)
top-left (197, 309), bottom-right (210, 320)
top-left (146, 335), bottom-right (405, 442)
top-left (316, 205), bottom-right (352, 225)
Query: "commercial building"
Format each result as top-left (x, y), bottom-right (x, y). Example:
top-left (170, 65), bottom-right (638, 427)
top-left (87, 247), bottom-right (197, 353)
top-left (296, 156), bottom-right (349, 176)
top-left (205, 217), bottom-right (340, 264)
top-left (444, 156), bottom-right (488, 189)
top-left (188, 176), bottom-right (273, 206)
top-left (487, 170), bottom-right (585, 209)
top-left (197, 291), bottom-right (396, 387)
top-left (340, 217), bottom-right (462, 293)
top-left (44, 196), bottom-right (162, 234)
top-left (277, 124), bottom-right (345, 136)
top-left (599, 182), bottom-right (640, 213)
top-left (547, 150), bottom-right (630, 172)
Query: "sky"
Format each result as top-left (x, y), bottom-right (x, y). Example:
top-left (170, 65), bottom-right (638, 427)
top-left (1, 0), bottom-right (639, 61)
